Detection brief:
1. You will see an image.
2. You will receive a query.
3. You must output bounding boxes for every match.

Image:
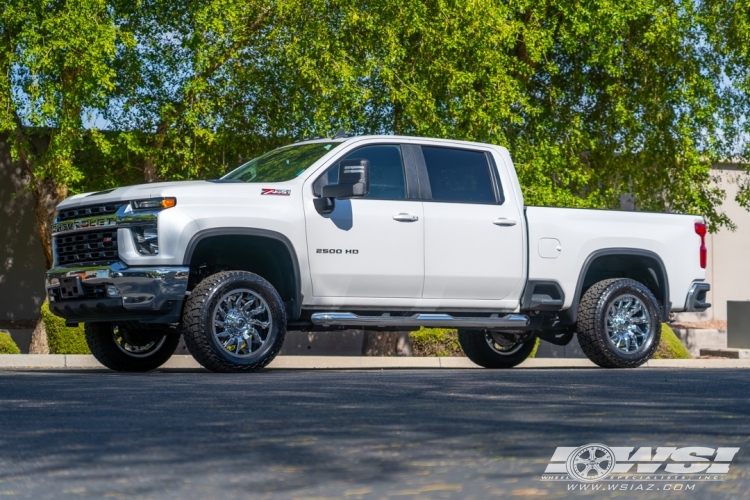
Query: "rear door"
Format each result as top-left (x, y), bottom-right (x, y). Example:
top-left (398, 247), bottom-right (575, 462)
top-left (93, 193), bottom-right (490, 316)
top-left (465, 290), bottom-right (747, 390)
top-left (416, 143), bottom-right (525, 305)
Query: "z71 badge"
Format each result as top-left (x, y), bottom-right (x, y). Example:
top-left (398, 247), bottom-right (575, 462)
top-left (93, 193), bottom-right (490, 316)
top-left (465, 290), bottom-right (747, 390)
top-left (261, 188), bottom-right (291, 196)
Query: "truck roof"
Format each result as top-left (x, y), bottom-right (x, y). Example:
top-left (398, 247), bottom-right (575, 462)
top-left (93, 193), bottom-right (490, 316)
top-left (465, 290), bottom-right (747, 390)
top-left (291, 134), bottom-right (509, 152)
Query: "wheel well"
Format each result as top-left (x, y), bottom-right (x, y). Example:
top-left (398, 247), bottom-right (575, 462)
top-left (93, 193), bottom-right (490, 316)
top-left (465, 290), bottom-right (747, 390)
top-left (186, 234), bottom-right (300, 320)
top-left (560, 251), bottom-right (669, 325)
top-left (581, 254), bottom-right (667, 307)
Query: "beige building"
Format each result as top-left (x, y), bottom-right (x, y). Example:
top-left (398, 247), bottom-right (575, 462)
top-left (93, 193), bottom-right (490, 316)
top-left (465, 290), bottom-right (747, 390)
top-left (676, 165), bottom-right (750, 323)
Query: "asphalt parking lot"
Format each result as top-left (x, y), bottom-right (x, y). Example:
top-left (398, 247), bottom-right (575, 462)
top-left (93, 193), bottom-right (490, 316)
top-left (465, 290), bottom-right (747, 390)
top-left (0, 368), bottom-right (747, 499)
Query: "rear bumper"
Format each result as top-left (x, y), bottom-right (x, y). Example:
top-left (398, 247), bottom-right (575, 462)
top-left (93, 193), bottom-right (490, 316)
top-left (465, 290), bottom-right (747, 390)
top-left (45, 262), bottom-right (189, 323)
top-left (684, 282), bottom-right (711, 312)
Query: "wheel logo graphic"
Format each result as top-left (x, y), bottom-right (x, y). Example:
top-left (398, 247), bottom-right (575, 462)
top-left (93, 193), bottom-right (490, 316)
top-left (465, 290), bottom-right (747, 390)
top-left (566, 444), bottom-right (616, 482)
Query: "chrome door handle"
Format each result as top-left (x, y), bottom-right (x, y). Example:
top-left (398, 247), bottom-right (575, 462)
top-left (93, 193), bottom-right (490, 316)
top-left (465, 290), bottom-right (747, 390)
top-left (393, 213), bottom-right (419, 222)
top-left (493, 218), bottom-right (517, 226)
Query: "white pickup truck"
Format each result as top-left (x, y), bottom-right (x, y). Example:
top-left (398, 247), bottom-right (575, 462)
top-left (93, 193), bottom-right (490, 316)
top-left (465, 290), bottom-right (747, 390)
top-left (45, 135), bottom-right (710, 372)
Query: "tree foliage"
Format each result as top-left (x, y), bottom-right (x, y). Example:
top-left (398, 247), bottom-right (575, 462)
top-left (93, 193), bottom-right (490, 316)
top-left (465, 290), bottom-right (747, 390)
top-left (278, 0), bottom-right (740, 228)
top-left (0, 0), bottom-right (122, 266)
top-left (3, 0), bottom-right (750, 270)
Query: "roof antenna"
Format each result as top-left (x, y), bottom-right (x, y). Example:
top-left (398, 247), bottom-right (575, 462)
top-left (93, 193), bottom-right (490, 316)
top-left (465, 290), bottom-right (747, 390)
top-left (332, 128), bottom-right (347, 139)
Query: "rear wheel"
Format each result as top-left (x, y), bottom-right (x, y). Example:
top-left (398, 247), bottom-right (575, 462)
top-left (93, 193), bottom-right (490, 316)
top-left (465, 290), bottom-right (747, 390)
top-left (85, 322), bottom-right (180, 372)
top-left (457, 330), bottom-right (536, 368)
top-left (576, 278), bottom-right (661, 368)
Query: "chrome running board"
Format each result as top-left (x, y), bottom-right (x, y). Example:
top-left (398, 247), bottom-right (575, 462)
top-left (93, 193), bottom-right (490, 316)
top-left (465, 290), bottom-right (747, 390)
top-left (310, 312), bottom-right (530, 329)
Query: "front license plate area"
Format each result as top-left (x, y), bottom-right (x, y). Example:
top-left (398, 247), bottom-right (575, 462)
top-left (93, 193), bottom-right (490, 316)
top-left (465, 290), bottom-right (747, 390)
top-left (60, 276), bottom-right (84, 298)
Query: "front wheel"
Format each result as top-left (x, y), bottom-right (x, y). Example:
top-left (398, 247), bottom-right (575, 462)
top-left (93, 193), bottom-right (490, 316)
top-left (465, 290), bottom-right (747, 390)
top-left (85, 323), bottom-right (180, 372)
top-left (457, 330), bottom-right (536, 368)
top-left (182, 271), bottom-right (287, 373)
top-left (576, 278), bottom-right (661, 368)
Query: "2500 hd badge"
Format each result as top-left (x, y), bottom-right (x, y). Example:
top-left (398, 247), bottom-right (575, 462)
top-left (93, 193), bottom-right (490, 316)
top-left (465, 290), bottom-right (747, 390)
top-left (316, 248), bottom-right (359, 254)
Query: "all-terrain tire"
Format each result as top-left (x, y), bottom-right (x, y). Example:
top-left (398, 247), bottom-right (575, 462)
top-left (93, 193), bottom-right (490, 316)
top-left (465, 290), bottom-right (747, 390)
top-left (182, 271), bottom-right (287, 373)
top-left (85, 322), bottom-right (180, 372)
top-left (577, 278), bottom-right (661, 368)
top-left (457, 330), bottom-right (536, 368)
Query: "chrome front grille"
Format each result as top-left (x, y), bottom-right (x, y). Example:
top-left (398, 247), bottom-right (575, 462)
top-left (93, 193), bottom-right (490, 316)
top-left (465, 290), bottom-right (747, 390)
top-left (56, 202), bottom-right (123, 222)
top-left (53, 229), bottom-right (119, 266)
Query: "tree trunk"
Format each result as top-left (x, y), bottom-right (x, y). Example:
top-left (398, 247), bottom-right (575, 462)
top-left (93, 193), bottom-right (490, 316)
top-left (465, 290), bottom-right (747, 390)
top-left (362, 330), bottom-right (398, 356)
top-left (142, 120), bottom-right (170, 183)
top-left (29, 178), bottom-right (65, 355)
top-left (396, 331), bottom-right (413, 356)
top-left (143, 157), bottom-right (159, 183)
top-left (32, 177), bottom-right (68, 269)
top-left (28, 317), bottom-right (49, 354)
top-left (361, 330), bottom-right (413, 356)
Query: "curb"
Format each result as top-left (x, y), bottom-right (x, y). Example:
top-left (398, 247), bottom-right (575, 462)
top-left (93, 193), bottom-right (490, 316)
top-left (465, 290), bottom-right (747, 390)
top-left (0, 355), bottom-right (749, 370)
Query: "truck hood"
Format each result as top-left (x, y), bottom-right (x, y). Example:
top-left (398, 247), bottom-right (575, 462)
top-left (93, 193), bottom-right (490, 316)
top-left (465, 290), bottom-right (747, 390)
top-left (57, 180), bottom-right (296, 210)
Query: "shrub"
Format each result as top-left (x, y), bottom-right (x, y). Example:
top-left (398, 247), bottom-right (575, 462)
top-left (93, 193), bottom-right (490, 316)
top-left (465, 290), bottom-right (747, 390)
top-left (409, 324), bottom-right (686, 360)
top-left (0, 330), bottom-right (21, 354)
top-left (652, 323), bottom-right (692, 359)
top-left (528, 337), bottom-right (540, 358)
top-left (410, 328), bottom-right (541, 358)
top-left (41, 301), bottom-right (91, 354)
top-left (410, 328), bottom-right (463, 357)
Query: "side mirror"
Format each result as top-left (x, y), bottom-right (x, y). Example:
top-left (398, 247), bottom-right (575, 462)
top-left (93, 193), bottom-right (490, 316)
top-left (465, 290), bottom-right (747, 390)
top-left (321, 159), bottom-right (370, 199)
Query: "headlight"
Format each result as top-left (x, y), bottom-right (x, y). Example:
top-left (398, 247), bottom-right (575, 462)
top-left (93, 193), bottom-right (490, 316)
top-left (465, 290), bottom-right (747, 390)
top-left (132, 225), bottom-right (159, 255)
top-left (131, 197), bottom-right (176, 210)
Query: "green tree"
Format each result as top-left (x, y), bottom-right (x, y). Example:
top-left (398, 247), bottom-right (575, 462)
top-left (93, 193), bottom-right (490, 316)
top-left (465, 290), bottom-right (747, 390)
top-left (280, 0), bottom-right (738, 229)
top-left (106, 0), bottom-right (290, 184)
top-left (699, 0), bottom-right (750, 210)
top-left (0, 0), bottom-right (123, 353)
top-left (0, 0), bottom-right (122, 267)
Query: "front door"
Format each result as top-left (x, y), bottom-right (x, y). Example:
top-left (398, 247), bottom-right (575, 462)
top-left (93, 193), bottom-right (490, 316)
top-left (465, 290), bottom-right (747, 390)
top-left (304, 144), bottom-right (424, 299)
top-left (417, 144), bottom-right (525, 303)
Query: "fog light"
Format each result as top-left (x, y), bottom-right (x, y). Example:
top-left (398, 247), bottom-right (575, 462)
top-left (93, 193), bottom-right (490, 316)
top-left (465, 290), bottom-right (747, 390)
top-left (106, 285), bottom-right (121, 298)
top-left (132, 225), bottom-right (159, 255)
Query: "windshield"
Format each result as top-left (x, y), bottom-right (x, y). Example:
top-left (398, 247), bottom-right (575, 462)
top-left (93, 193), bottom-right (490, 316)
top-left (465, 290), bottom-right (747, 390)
top-left (221, 142), bottom-right (341, 183)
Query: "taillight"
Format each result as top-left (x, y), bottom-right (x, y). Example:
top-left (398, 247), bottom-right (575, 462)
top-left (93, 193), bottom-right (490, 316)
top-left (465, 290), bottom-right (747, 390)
top-left (695, 222), bottom-right (707, 269)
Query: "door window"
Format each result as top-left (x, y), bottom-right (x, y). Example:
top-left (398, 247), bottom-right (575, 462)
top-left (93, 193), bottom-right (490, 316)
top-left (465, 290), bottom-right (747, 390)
top-left (324, 145), bottom-right (407, 200)
top-left (421, 146), bottom-right (498, 203)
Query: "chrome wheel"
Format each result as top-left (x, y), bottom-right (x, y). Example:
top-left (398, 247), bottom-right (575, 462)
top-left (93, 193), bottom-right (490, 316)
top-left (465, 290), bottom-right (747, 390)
top-left (605, 294), bottom-right (651, 354)
top-left (485, 331), bottom-right (525, 355)
top-left (212, 288), bottom-right (273, 358)
top-left (113, 325), bottom-right (166, 358)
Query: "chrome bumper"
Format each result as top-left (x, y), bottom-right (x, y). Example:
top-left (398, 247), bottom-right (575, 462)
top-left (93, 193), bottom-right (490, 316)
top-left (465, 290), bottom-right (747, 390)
top-left (45, 262), bottom-right (189, 323)
top-left (684, 282), bottom-right (711, 312)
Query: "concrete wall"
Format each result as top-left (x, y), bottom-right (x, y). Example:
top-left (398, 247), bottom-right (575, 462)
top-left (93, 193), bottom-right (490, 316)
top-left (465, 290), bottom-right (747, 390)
top-left (0, 138), bottom-right (47, 321)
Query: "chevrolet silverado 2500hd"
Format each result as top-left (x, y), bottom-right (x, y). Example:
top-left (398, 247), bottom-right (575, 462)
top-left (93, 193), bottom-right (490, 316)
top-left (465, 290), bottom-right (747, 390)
top-left (45, 135), bottom-right (711, 372)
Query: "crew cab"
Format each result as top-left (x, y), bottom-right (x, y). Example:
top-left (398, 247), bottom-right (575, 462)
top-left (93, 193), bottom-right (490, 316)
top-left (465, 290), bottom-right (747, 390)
top-left (45, 135), bottom-right (711, 372)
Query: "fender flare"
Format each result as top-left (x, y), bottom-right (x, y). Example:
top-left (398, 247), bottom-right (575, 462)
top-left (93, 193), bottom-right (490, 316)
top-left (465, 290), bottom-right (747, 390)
top-left (559, 248), bottom-right (670, 325)
top-left (183, 227), bottom-right (303, 320)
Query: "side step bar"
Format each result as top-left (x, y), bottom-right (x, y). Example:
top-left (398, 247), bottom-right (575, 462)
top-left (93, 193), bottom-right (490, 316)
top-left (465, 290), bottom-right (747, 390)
top-left (310, 312), bottom-right (530, 329)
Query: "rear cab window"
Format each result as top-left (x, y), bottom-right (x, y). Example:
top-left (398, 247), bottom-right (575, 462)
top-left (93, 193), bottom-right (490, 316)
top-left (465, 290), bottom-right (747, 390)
top-left (420, 146), bottom-right (503, 204)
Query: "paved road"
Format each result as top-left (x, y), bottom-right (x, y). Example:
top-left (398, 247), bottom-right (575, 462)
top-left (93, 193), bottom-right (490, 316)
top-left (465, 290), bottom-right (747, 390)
top-left (0, 368), bottom-right (747, 499)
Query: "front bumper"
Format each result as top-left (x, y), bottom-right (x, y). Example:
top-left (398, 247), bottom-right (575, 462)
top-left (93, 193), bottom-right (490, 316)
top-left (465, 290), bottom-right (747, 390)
top-left (45, 262), bottom-right (189, 323)
top-left (684, 282), bottom-right (711, 312)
